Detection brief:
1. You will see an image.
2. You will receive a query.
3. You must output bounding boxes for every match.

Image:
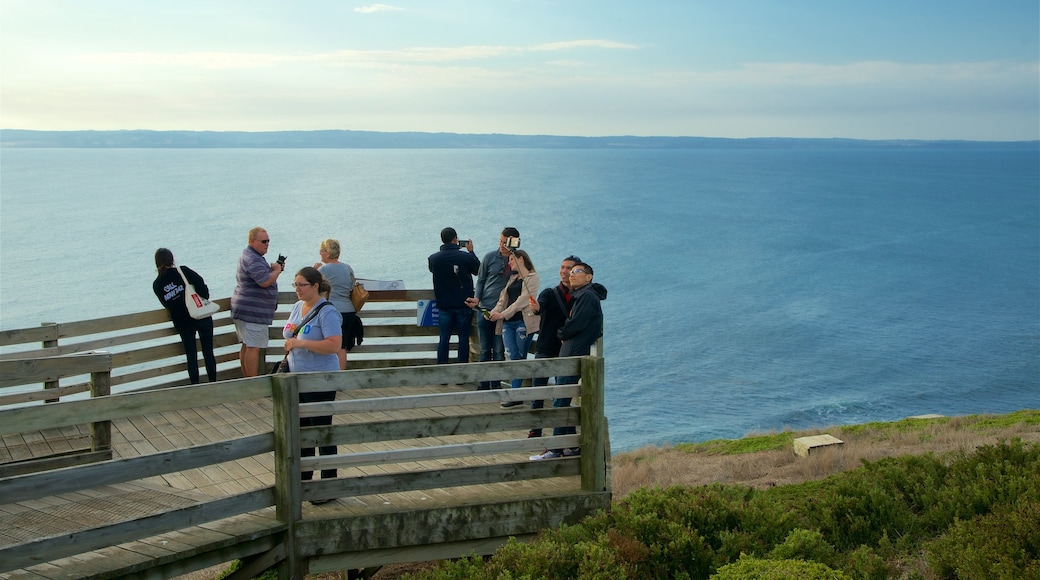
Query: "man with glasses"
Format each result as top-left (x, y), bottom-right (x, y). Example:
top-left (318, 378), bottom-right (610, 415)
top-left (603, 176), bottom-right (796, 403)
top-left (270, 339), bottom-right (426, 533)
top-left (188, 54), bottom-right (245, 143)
top-left (531, 261), bottom-right (607, 460)
top-left (525, 255), bottom-right (581, 437)
top-left (231, 227), bottom-right (284, 377)
top-left (474, 227), bottom-right (520, 389)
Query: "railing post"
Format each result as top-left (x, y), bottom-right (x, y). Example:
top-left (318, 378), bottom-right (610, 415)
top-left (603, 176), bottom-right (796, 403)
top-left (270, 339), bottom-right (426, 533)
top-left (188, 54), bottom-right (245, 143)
top-left (42, 323), bottom-right (59, 403)
top-left (270, 373), bottom-right (304, 579)
top-left (578, 354), bottom-right (606, 492)
top-left (89, 368), bottom-right (112, 454)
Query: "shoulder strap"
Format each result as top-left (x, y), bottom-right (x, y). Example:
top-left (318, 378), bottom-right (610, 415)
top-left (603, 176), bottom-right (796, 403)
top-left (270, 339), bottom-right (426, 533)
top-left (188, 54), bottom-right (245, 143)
top-left (552, 286), bottom-right (568, 314)
top-left (174, 265), bottom-right (190, 286)
top-left (292, 302), bottom-right (332, 337)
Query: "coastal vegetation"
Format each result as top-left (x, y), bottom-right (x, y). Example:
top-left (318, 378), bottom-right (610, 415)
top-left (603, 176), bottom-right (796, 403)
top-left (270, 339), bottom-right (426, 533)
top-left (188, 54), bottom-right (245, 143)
top-left (205, 411), bottom-right (1038, 579)
top-left (394, 411), bottom-right (1040, 579)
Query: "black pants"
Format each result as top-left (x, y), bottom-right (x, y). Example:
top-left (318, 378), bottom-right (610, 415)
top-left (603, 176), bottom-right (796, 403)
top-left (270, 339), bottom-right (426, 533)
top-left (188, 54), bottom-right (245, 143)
top-left (300, 390), bottom-right (337, 480)
top-left (175, 317), bottom-right (217, 384)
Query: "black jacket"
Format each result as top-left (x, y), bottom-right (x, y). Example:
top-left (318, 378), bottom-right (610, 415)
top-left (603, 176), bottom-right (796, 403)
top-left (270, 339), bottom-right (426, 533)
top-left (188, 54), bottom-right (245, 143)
top-left (559, 282), bottom-right (607, 357)
top-left (428, 243), bottom-right (481, 309)
top-left (153, 265), bottom-right (209, 328)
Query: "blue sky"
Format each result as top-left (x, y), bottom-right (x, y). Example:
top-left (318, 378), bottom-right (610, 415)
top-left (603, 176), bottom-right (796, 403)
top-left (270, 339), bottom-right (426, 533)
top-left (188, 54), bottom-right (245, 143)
top-left (1, 0), bottom-right (1037, 140)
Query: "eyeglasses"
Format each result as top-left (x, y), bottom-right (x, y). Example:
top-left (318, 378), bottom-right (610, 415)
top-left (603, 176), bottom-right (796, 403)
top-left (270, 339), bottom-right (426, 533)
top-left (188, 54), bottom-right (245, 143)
top-left (570, 268), bottom-right (587, 275)
top-left (292, 282), bottom-right (313, 288)
top-left (258, 239), bottom-right (270, 244)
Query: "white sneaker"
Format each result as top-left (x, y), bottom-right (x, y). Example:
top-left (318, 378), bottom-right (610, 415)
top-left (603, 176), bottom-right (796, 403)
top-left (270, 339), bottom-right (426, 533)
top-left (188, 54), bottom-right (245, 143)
top-left (529, 449), bottom-right (562, 461)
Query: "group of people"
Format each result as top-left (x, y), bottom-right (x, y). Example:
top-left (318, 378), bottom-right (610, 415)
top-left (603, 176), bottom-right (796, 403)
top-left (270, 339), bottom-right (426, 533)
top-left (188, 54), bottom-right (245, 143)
top-left (152, 227), bottom-right (362, 385)
top-left (428, 226), bottom-right (607, 460)
top-left (153, 227), bottom-right (362, 493)
top-left (153, 224), bottom-right (605, 473)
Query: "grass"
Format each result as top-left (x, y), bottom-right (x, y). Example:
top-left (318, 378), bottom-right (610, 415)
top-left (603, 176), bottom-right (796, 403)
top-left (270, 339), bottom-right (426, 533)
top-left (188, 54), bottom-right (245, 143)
top-left (611, 410), bottom-right (1040, 499)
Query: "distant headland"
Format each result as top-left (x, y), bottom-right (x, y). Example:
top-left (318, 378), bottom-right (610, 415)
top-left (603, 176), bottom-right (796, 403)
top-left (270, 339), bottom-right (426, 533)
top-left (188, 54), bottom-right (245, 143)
top-left (1, 129), bottom-right (1036, 149)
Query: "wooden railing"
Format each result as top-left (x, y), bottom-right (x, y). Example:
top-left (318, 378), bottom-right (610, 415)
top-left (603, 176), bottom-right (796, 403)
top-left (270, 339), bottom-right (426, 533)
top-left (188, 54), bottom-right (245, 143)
top-left (0, 289), bottom-right (449, 407)
top-left (0, 355), bottom-right (610, 578)
top-left (0, 352), bottom-right (115, 476)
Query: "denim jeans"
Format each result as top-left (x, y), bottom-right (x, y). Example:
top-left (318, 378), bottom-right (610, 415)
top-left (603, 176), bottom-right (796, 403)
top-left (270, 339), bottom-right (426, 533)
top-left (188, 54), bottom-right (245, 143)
top-left (437, 307), bottom-right (474, 364)
top-left (551, 374), bottom-right (578, 443)
top-left (477, 315), bottom-right (505, 388)
top-left (501, 319), bottom-right (532, 389)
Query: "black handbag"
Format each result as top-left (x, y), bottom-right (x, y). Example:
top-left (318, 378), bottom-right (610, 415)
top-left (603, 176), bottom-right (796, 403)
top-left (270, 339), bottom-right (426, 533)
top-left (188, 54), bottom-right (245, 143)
top-left (269, 302), bottom-right (332, 374)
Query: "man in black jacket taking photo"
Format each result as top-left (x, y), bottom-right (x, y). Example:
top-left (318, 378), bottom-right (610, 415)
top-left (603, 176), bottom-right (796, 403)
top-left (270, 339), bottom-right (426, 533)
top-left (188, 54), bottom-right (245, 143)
top-left (428, 227), bottom-right (481, 364)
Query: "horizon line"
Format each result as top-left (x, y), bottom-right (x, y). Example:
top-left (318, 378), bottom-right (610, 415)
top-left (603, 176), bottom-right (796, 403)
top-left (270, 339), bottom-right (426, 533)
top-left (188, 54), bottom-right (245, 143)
top-left (2, 127), bottom-right (1039, 144)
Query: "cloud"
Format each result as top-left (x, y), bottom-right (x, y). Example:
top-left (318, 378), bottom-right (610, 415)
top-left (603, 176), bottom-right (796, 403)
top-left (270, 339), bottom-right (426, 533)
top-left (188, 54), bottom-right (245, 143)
top-left (71, 39), bottom-right (638, 69)
top-left (353, 4), bottom-right (405, 14)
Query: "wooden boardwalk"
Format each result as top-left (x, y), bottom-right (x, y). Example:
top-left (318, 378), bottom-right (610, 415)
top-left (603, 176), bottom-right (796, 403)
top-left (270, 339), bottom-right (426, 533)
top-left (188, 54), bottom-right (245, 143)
top-left (1, 368), bottom-right (609, 579)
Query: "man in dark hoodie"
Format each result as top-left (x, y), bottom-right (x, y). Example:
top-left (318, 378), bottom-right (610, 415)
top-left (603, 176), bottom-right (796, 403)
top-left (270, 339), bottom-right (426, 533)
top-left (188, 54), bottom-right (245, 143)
top-left (531, 260), bottom-right (607, 460)
top-left (428, 227), bottom-right (481, 364)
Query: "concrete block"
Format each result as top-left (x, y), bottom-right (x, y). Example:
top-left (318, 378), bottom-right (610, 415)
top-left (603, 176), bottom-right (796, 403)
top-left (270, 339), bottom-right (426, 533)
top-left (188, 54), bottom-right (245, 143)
top-left (793, 434), bottom-right (844, 457)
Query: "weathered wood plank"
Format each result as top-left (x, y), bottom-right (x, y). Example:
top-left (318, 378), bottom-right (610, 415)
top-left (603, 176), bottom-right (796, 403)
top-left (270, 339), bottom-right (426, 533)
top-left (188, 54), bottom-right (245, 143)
top-left (0, 353), bottom-right (112, 388)
top-left (0, 323), bottom-right (60, 348)
top-left (0, 489), bottom-right (277, 572)
top-left (303, 434), bottom-right (579, 471)
top-left (291, 357), bottom-right (581, 394)
top-left (309, 407), bottom-right (580, 447)
top-left (0, 383), bottom-right (91, 407)
top-left (297, 492), bottom-right (611, 556)
top-left (1, 434), bottom-right (274, 503)
top-left (0, 379), bottom-right (271, 435)
top-left (304, 456), bottom-right (580, 502)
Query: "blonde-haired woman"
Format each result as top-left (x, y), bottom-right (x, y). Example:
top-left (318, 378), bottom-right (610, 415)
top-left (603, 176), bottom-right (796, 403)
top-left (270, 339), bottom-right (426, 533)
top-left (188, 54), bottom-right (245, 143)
top-left (314, 238), bottom-right (360, 369)
top-left (489, 249), bottom-right (541, 407)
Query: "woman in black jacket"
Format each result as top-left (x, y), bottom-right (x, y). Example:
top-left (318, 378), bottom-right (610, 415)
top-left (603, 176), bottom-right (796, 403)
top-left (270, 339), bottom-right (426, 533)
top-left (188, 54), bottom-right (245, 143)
top-left (152, 248), bottom-right (218, 383)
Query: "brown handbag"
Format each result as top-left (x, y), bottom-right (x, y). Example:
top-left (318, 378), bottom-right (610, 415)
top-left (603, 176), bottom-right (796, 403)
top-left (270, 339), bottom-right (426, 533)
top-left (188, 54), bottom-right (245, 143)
top-left (350, 282), bottom-right (369, 312)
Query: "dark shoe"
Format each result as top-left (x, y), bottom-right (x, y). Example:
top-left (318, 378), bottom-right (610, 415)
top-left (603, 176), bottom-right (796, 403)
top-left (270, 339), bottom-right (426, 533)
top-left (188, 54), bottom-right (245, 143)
top-left (528, 429), bottom-right (542, 438)
top-left (309, 498), bottom-right (333, 506)
top-left (563, 447), bottom-right (581, 457)
top-left (500, 401), bottom-right (522, 409)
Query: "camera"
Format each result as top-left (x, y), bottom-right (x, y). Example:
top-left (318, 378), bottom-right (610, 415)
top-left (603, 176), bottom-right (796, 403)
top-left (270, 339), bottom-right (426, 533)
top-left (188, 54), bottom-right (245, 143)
top-left (458, 239), bottom-right (471, 247)
top-left (276, 254), bottom-right (287, 268)
top-left (505, 236), bottom-right (521, 250)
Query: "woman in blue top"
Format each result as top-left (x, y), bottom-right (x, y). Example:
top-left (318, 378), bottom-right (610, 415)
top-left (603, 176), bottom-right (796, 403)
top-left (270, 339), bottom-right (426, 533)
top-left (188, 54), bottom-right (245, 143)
top-left (283, 266), bottom-right (343, 488)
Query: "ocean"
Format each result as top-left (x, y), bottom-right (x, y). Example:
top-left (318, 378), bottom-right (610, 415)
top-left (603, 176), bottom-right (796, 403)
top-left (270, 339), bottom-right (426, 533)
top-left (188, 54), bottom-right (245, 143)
top-left (1, 146), bottom-right (1037, 452)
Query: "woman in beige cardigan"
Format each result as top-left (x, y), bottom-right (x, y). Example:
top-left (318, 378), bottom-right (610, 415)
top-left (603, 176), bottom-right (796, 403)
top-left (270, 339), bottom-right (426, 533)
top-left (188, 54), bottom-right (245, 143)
top-left (489, 250), bottom-right (541, 406)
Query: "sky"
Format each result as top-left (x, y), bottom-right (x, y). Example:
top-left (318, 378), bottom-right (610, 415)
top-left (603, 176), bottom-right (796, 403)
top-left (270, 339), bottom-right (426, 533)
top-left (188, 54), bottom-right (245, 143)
top-left (1, 0), bottom-right (1037, 140)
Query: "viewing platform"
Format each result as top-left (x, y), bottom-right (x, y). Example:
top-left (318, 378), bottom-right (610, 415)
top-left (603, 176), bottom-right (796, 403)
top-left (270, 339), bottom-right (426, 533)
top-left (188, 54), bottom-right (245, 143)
top-left (0, 290), bottom-right (610, 579)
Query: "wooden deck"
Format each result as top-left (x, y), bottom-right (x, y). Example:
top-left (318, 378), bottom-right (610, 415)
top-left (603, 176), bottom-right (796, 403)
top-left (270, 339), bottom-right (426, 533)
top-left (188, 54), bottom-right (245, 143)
top-left (0, 360), bottom-right (610, 579)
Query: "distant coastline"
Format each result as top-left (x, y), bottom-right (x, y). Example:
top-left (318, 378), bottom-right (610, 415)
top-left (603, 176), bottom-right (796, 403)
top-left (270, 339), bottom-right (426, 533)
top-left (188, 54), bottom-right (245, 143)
top-left (1, 128), bottom-right (1037, 149)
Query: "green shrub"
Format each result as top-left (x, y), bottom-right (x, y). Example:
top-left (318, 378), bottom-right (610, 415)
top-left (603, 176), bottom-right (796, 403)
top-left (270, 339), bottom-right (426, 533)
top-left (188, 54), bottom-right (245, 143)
top-left (837, 545), bottom-right (891, 580)
top-left (769, 529), bottom-right (836, 565)
top-left (408, 441), bottom-right (1038, 580)
top-left (924, 499), bottom-right (1040, 580)
top-left (710, 555), bottom-right (851, 580)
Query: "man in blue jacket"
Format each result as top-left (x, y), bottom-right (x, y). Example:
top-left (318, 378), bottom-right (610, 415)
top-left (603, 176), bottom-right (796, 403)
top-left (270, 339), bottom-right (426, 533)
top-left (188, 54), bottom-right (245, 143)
top-left (428, 227), bottom-right (481, 364)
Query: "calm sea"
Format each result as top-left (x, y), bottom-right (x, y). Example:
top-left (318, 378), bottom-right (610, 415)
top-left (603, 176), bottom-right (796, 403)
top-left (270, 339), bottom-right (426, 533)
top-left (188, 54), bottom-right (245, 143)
top-left (1, 147), bottom-right (1037, 451)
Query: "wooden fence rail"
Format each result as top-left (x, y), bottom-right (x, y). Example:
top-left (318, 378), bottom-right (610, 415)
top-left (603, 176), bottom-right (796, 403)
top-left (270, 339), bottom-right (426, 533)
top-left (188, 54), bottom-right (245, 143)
top-left (0, 356), bottom-right (609, 579)
top-left (0, 290), bottom-right (448, 407)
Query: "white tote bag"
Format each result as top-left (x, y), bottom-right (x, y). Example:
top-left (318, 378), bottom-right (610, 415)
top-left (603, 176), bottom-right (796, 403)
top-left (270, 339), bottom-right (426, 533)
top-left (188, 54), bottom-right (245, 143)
top-left (176, 265), bottom-right (220, 320)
